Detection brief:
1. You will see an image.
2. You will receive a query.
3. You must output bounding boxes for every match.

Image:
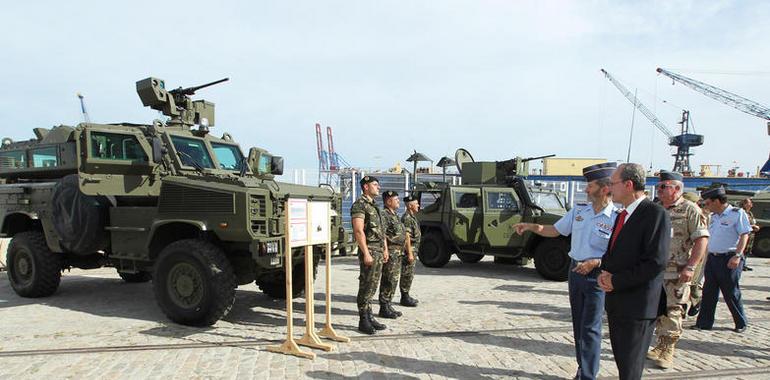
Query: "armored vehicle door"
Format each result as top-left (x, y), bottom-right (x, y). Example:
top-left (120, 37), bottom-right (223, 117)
top-left (78, 126), bottom-right (157, 196)
top-left (449, 187), bottom-right (483, 245)
top-left (481, 187), bottom-right (526, 248)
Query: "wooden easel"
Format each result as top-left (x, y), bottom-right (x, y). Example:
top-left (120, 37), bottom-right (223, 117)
top-left (267, 200), bottom-right (348, 360)
top-left (317, 239), bottom-right (350, 343)
top-left (267, 200), bottom-right (315, 359)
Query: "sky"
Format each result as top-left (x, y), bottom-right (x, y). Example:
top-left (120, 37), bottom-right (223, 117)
top-left (2, 0), bottom-right (769, 181)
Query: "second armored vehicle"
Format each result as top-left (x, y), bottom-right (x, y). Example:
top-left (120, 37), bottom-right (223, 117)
top-left (413, 149), bottom-right (571, 281)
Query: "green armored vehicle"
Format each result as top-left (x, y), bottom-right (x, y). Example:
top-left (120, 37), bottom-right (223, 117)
top-left (0, 77), bottom-right (335, 326)
top-left (749, 190), bottom-right (770, 257)
top-left (413, 149), bottom-right (571, 281)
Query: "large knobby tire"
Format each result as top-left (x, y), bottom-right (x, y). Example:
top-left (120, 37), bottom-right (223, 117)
top-left (534, 238), bottom-right (570, 281)
top-left (257, 254), bottom-right (319, 299)
top-left (752, 228), bottom-right (770, 258)
top-left (457, 252), bottom-right (484, 264)
top-left (418, 231), bottom-right (451, 268)
top-left (119, 271), bottom-right (152, 283)
top-left (153, 239), bottom-right (236, 326)
top-left (7, 231), bottom-right (63, 297)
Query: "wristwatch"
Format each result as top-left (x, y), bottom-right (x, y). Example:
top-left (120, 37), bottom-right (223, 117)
top-left (685, 265), bottom-right (696, 271)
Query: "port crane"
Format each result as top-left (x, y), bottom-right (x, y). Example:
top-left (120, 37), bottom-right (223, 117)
top-left (601, 69), bottom-right (704, 175)
top-left (656, 68), bottom-right (770, 175)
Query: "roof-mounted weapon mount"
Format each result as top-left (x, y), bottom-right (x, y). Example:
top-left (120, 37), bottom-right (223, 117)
top-left (136, 77), bottom-right (229, 129)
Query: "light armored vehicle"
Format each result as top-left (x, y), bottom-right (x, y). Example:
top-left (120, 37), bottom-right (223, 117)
top-left (747, 190), bottom-right (770, 257)
top-left (413, 149), bottom-right (571, 281)
top-left (0, 77), bottom-right (336, 326)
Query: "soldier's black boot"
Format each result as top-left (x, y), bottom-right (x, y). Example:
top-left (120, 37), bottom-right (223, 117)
top-left (379, 302), bottom-right (399, 319)
top-left (400, 292), bottom-right (419, 307)
top-left (368, 310), bottom-right (387, 330)
top-left (387, 302), bottom-right (403, 317)
top-left (358, 311), bottom-right (375, 335)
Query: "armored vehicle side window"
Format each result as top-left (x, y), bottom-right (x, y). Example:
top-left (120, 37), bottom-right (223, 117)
top-left (171, 136), bottom-right (214, 169)
top-left (0, 150), bottom-right (26, 168)
top-left (31, 146), bottom-right (58, 168)
top-left (531, 192), bottom-right (563, 211)
top-left (211, 142), bottom-right (244, 171)
top-left (454, 191), bottom-right (480, 209)
top-left (487, 191), bottom-right (519, 211)
top-left (90, 132), bottom-right (147, 161)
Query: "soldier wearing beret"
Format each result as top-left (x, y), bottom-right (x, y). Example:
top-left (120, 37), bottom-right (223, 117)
top-left (378, 190), bottom-right (408, 319)
top-left (514, 162), bottom-right (617, 380)
top-left (693, 186), bottom-right (751, 333)
top-left (647, 171), bottom-right (709, 369)
top-left (399, 195), bottom-right (420, 307)
top-left (350, 175), bottom-right (388, 334)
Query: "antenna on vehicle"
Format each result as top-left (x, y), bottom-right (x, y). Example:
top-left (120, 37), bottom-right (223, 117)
top-left (77, 93), bottom-right (91, 123)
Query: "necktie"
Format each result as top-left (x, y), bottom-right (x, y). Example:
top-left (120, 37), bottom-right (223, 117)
top-left (609, 210), bottom-right (628, 251)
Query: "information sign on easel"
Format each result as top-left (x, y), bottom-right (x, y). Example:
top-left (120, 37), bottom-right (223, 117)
top-left (266, 198), bottom-right (348, 360)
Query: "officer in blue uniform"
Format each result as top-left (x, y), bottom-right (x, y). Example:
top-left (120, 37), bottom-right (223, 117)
top-left (693, 186), bottom-right (752, 333)
top-left (514, 162), bottom-right (617, 380)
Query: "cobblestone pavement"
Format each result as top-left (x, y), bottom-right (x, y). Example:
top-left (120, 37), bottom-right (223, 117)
top-left (1, 254), bottom-right (770, 379)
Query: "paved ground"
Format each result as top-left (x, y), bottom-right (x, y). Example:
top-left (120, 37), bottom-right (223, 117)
top-left (1, 254), bottom-right (770, 379)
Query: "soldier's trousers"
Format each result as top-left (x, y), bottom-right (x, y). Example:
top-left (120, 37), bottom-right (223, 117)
top-left (696, 254), bottom-right (747, 329)
top-left (379, 248), bottom-right (403, 304)
top-left (399, 251), bottom-right (416, 294)
top-left (568, 261), bottom-right (604, 380)
top-left (655, 278), bottom-right (690, 339)
top-left (357, 248), bottom-right (384, 314)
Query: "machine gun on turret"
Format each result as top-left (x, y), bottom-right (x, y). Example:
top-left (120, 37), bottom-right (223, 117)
top-left (497, 154), bottom-right (556, 178)
top-left (136, 77), bottom-right (229, 129)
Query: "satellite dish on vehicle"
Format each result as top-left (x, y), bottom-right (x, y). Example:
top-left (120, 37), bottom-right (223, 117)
top-left (454, 148), bottom-right (475, 173)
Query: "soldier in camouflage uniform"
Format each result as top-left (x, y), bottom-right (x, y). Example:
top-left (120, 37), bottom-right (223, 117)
top-left (350, 175), bottom-right (389, 334)
top-left (683, 192), bottom-right (709, 317)
top-left (399, 195), bottom-right (420, 307)
top-left (378, 190), bottom-right (407, 319)
top-left (648, 171), bottom-right (709, 369)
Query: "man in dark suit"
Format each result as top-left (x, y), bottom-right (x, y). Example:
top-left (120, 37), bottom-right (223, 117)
top-left (598, 163), bottom-right (671, 380)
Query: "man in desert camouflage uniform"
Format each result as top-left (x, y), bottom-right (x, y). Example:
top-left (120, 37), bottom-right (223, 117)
top-left (378, 190), bottom-right (407, 319)
top-left (682, 192), bottom-right (709, 317)
top-left (647, 171), bottom-right (709, 369)
top-left (399, 194), bottom-right (420, 307)
top-left (350, 175), bottom-right (389, 334)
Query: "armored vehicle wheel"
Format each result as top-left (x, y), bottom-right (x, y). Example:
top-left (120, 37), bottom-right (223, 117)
top-left (418, 232), bottom-right (451, 268)
top-left (753, 228), bottom-right (770, 258)
top-left (7, 231), bottom-right (63, 298)
top-left (457, 252), bottom-right (484, 263)
top-left (257, 255), bottom-right (319, 299)
top-left (119, 271), bottom-right (152, 283)
top-left (534, 238), bottom-right (570, 281)
top-left (153, 239), bottom-right (236, 326)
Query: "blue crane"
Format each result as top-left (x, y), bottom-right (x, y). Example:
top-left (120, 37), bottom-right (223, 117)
top-left (601, 69), bottom-right (704, 175)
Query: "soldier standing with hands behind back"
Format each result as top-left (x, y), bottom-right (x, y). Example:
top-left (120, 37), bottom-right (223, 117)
top-left (647, 171), bottom-right (709, 369)
top-left (350, 176), bottom-right (389, 335)
top-left (399, 195), bottom-right (420, 307)
top-left (378, 190), bottom-right (408, 319)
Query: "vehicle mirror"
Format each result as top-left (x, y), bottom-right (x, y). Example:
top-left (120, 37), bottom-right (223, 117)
top-left (151, 137), bottom-right (165, 163)
top-left (271, 156), bottom-right (284, 175)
